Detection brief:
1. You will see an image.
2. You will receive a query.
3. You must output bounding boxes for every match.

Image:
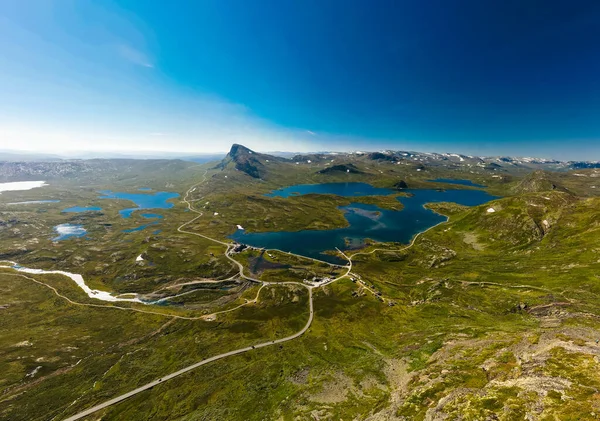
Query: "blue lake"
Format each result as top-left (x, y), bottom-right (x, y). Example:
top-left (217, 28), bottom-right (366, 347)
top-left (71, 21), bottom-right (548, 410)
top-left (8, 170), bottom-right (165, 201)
top-left (428, 178), bottom-right (486, 188)
top-left (230, 183), bottom-right (499, 264)
top-left (123, 222), bottom-right (159, 233)
top-left (267, 182), bottom-right (395, 198)
top-left (53, 223), bottom-right (87, 241)
top-left (62, 206), bottom-right (102, 213)
top-left (98, 191), bottom-right (179, 218)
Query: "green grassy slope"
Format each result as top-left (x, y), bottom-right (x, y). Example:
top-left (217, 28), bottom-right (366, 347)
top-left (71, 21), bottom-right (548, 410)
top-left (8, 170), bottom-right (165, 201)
top-left (2, 152), bottom-right (600, 420)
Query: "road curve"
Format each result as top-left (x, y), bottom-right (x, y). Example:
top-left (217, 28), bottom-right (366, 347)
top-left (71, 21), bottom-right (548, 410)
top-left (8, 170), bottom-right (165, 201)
top-left (62, 288), bottom-right (313, 421)
top-left (59, 165), bottom-right (417, 421)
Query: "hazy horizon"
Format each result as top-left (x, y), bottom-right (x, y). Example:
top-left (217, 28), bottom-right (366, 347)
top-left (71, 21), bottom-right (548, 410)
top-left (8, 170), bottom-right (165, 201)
top-left (0, 144), bottom-right (591, 163)
top-left (2, 1), bottom-right (600, 160)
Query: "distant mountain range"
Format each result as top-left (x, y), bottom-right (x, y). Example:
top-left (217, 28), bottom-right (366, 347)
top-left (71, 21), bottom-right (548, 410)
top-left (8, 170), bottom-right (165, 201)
top-left (211, 144), bottom-right (600, 179)
top-left (2, 145), bottom-right (600, 172)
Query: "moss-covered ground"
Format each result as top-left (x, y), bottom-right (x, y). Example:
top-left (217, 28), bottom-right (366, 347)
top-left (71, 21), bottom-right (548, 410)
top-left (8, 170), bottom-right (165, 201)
top-left (2, 156), bottom-right (600, 420)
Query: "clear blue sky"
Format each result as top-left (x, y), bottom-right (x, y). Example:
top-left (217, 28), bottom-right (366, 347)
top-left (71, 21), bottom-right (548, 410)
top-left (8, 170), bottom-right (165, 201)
top-left (1, 0), bottom-right (599, 159)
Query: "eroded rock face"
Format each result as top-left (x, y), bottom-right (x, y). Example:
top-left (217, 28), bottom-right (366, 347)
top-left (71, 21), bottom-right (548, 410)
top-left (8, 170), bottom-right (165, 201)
top-left (214, 144), bottom-right (284, 179)
top-left (215, 144), bottom-right (264, 178)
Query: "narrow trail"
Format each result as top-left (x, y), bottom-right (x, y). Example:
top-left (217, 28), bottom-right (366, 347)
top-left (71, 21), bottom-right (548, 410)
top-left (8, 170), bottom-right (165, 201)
top-left (0, 272), bottom-right (211, 321)
top-left (61, 288), bottom-right (314, 421)
top-left (57, 168), bottom-right (350, 421)
top-left (55, 172), bottom-right (583, 421)
top-left (4, 167), bottom-right (385, 420)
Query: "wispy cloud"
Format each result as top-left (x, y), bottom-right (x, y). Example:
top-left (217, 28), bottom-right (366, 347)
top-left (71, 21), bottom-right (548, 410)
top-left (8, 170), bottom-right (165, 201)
top-left (117, 44), bottom-right (153, 68)
top-left (306, 130), bottom-right (316, 136)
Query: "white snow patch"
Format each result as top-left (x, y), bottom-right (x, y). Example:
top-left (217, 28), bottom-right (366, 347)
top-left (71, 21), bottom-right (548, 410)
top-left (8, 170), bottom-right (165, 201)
top-left (7, 200), bottom-right (59, 205)
top-left (214, 212), bottom-right (219, 216)
top-left (1, 261), bottom-right (143, 303)
top-left (0, 181), bottom-right (47, 194)
top-left (236, 224), bottom-right (244, 230)
top-left (487, 207), bottom-right (496, 213)
top-left (54, 224), bottom-right (86, 239)
top-left (26, 366), bottom-right (42, 378)
top-left (136, 254), bottom-right (144, 262)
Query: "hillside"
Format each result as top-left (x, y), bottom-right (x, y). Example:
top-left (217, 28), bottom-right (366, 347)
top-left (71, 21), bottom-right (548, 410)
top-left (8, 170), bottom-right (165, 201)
top-left (510, 170), bottom-right (569, 194)
top-left (3, 146), bottom-right (600, 421)
top-left (214, 144), bottom-right (286, 179)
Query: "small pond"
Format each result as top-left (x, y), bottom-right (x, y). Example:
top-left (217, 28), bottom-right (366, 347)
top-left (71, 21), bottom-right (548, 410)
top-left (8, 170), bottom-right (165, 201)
top-left (62, 206), bottom-right (102, 213)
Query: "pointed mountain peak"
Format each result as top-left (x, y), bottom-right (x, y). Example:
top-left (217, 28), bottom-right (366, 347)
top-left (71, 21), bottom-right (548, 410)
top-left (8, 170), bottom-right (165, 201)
top-left (228, 144), bottom-right (255, 158)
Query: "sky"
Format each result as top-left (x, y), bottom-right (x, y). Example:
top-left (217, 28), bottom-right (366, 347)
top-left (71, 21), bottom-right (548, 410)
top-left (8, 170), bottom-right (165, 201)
top-left (1, 0), bottom-right (599, 159)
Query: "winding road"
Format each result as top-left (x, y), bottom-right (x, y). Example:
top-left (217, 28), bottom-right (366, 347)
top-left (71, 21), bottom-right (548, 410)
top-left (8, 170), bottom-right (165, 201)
top-left (62, 288), bottom-right (314, 421)
top-left (59, 169), bottom-right (351, 421)
top-left (1, 166), bottom-right (444, 420)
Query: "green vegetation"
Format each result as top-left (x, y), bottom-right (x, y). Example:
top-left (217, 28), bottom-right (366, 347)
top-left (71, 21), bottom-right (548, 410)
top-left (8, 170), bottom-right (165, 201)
top-left (2, 149), bottom-right (600, 420)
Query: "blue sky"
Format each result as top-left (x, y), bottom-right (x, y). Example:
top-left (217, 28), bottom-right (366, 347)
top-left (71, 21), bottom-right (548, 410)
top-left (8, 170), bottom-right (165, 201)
top-left (1, 0), bottom-right (599, 159)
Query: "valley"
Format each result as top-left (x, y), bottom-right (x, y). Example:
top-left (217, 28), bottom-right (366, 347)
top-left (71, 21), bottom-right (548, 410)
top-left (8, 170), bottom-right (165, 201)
top-left (1, 145), bottom-right (600, 420)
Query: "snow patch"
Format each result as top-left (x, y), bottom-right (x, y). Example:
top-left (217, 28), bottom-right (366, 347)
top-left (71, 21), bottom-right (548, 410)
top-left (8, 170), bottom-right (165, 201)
top-left (53, 224), bottom-right (86, 241)
top-left (136, 254), bottom-right (144, 262)
top-left (8, 200), bottom-right (59, 205)
top-left (1, 261), bottom-right (144, 303)
top-left (0, 181), bottom-right (48, 194)
top-left (236, 225), bottom-right (244, 230)
top-left (26, 366), bottom-right (42, 378)
top-left (487, 207), bottom-right (496, 213)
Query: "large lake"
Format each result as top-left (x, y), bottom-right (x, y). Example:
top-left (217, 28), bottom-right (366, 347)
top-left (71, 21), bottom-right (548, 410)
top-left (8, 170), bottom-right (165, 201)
top-left (267, 182), bottom-right (396, 198)
top-left (428, 178), bottom-right (487, 188)
top-left (98, 191), bottom-right (179, 218)
top-left (230, 182), bottom-right (498, 264)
